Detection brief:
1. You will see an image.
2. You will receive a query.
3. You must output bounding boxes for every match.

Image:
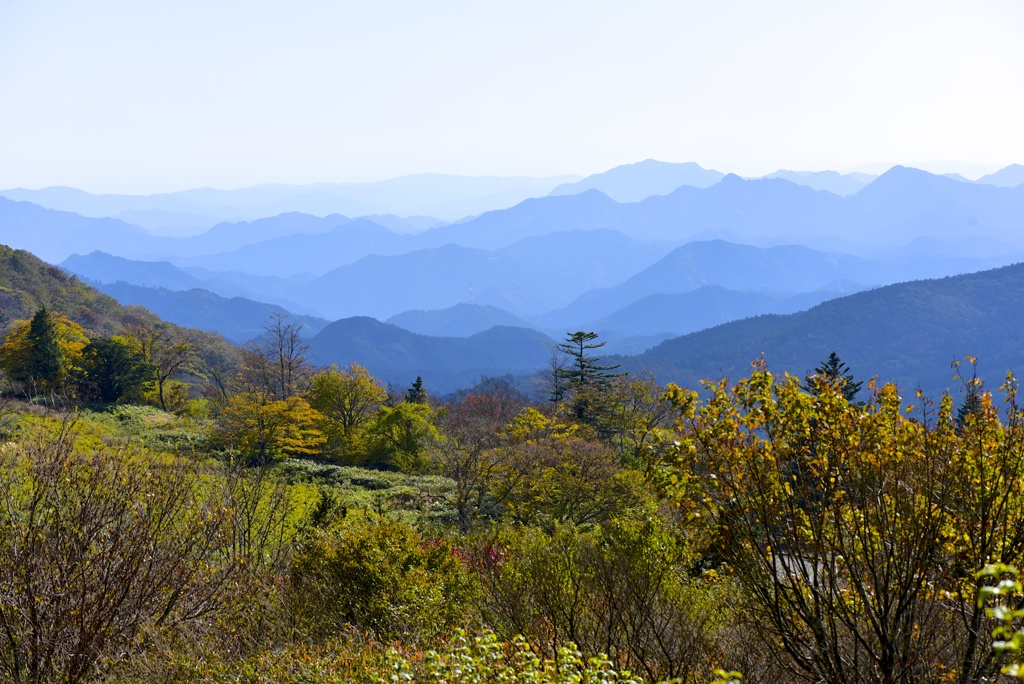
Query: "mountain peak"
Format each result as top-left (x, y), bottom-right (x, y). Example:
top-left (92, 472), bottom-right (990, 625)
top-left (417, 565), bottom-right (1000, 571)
top-left (547, 160), bottom-right (724, 203)
top-left (977, 164), bottom-right (1024, 188)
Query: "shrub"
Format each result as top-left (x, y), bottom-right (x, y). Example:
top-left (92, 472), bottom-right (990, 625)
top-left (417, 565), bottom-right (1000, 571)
top-left (288, 516), bottom-right (475, 643)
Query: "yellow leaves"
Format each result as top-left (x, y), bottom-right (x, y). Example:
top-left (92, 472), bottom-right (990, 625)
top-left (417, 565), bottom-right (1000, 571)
top-left (504, 407), bottom-right (577, 444)
top-left (218, 392), bottom-right (325, 460)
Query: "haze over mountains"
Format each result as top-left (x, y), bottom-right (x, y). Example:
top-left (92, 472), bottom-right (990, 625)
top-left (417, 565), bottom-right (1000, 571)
top-left (3, 158), bottom-right (1024, 394)
top-left (0, 174), bottom-right (580, 234)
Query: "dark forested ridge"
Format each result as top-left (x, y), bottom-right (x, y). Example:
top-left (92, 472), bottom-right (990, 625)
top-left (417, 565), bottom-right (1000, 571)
top-left (620, 260), bottom-right (1024, 397)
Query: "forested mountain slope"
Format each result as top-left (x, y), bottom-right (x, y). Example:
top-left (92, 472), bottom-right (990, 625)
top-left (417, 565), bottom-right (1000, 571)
top-left (0, 244), bottom-right (146, 335)
top-left (0, 244), bottom-right (236, 383)
top-left (619, 261), bottom-right (1024, 397)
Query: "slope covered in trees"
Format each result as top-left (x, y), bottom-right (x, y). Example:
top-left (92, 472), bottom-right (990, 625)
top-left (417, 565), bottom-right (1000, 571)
top-left (620, 260), bottom-right (1024, 396)
top-left (0, 244), bottom-right (238, 405)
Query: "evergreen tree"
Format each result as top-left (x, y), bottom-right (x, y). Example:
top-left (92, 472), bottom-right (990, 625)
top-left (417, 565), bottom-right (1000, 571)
top-left (805, 351), bottom-right (863, 404)
top-left (78, 337), bottom-right (156, 403)
top-left (554, 331), bottom-right (623, 425)
top-left (956, 383), bottom-right (984, 433)
top-left (406, 376), bottom-right (427, 404)
top-left (954, 361), bottom-right (985, 434)
top-left (555, 331), bottom-right (622, 389)
top-left (25, 307), bottom-right (63, 388)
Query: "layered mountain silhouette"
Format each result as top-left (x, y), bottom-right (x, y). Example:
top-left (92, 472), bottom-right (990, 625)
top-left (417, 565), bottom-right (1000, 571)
top-left (548, 160), bottom-right (725, 202)
top-left (616, 261), bottom-right (1024, 398)
top-left (293, 228), bottom-right (666, 320)
top-left (387, 304), bottom-right (535, 337)
top-left (92, 282), bottom-right (329, 344)
top-left (0, 173), bottom-right (579, 230)
top-left (976, 164), bottom-right (1024, 188)
top-left (760, 170), bottom-right (875, 196)
top-left (307, 318), bottom-right (554, 393)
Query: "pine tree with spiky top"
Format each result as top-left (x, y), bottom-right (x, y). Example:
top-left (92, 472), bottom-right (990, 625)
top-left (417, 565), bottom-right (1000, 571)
top-left (805, 351), bottom-right (863, 404)
top-left (554, 331), bottom-right (623, 426)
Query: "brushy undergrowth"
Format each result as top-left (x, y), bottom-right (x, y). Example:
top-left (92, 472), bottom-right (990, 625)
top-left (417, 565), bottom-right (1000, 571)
top-left (118, 629), bottom-right (648, 684)
top-left (275, 458), bottom-right (458, 522)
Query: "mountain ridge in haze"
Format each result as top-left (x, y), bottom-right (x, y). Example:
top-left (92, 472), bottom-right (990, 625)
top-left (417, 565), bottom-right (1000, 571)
top-left (615, 260), bottom-right (1024, 398)
top-left (548, 160), bottom-right (725, 202)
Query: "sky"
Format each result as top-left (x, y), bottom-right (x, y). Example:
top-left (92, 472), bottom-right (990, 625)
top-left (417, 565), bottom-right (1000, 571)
top-left (1, 0), bottom-right (1023, 193)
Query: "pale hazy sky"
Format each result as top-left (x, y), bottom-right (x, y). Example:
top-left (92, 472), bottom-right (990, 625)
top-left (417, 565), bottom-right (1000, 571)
top-left (1, 0), bottom-right (1022, 193)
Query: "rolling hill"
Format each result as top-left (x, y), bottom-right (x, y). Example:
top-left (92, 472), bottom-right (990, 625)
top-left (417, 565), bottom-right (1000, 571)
top-left (386, 303), bottom-right (534, 337)
top-left (307, 317), bottom-right (555, 394)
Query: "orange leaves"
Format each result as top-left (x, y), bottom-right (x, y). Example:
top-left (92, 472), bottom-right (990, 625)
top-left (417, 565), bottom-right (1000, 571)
top-left (218, 392), bottom-right (325, 462)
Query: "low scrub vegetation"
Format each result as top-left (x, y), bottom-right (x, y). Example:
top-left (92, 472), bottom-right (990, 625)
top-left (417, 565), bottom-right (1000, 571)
top-left (1, 312), bottom-right (1023, 683)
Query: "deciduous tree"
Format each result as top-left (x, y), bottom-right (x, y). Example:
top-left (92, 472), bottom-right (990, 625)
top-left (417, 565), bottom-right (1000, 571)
top-left (661, 363), bottom-right (1024, 684)
top-left (218, 391), bottom-right (325, 464)
top-left (306, 363), bottom-right (387, 462)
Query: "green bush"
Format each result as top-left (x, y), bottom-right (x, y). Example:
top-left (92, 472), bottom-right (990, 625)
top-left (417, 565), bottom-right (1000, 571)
top-left (288, 516), bottom-right (475, 643)
top-left (274, 459), bottom-right (458, 522)
top-left (473, 517), bottom-right (727, 682)
top-left (374, 629), bottom-right (645, 683)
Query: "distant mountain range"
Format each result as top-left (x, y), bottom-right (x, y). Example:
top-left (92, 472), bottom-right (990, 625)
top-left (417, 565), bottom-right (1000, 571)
top-left (11, 163), bottom-right (1024, 272)
top-left (90, 282), bottom-right (329, 344)
top-left (63, 229), bottom-right (669, 320)
top-left (616, 261), bottom-right (1024, 399)
top-left (307, 318), bottom-right (555, 394)
top-left (13, 228), bottom-right (1024, 402)
top-left (386, 304), bottom-right (534, 337)
top-left (64, 232), bottom-right (1016, 335)
top-left (548, 160), bottom-right (725, 202)
top-left (760, 170), bottom-right (875, 196)
top-left (976, 164), bottom-right (1024, 188)
top-left (0, 173), bottom-right (580, 232)
top-left (5, 160), bottom-right (1023, 397)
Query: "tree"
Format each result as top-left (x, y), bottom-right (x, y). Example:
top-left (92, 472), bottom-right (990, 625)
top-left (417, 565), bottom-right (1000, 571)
top-left (600, 372), bottom-right (674, 467)
top-left (240, 313), bottom-right (312, 400)
top-left (955, 357), bottom-right (985, 434)
top-left (306, 363), bottom-right (388, 462)
top-left (23, 308), bottom-right (62, 387)
top-left (662, 364), bottom-right (1024, 684)
top-left (427, 377), bottom-right (527, 531)
top-left (804, 350), bottom-right (863, 403)
top-left (553, 331), bottom-right (623, 425)
top-left (124, 322), bottom-right (196, 411)
top-left (555, 331), bottom-right (622, 390)
top-left (406, 376), bottom-right (427, 404)
top-left (0, 309), bottom-right (88, 395)
top-left (77, 336), bottom-right (155, 403)
top-left (365, 401), bottom-right (436, 472)
top-left (217, 391), bottom-right (325, 464)
top-left (492, 408), bottom-right (645, 532)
